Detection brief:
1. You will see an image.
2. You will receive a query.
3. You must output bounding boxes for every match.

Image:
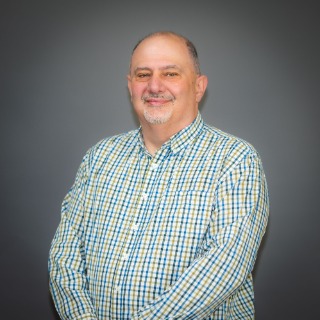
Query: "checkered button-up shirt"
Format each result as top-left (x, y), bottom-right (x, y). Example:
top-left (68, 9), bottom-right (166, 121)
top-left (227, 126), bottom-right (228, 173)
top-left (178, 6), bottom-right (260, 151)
top-left (49, 113), bottom-right (269, 319)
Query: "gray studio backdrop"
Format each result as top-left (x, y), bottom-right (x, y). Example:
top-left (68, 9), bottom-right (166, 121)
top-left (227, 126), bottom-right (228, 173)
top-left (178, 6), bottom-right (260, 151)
top-left (1, 0), bottom-right (319, 319)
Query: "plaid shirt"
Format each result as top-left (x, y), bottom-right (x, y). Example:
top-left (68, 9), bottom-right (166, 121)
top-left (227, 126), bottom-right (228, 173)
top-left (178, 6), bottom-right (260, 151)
top-left (49, 113), bottom-right (269, 319)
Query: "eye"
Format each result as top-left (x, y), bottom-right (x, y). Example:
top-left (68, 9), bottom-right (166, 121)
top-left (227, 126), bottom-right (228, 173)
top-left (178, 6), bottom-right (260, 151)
top-left (136, 73), bottom-right (151, 79)
top-left (164, 72), bottom-right (179, 77)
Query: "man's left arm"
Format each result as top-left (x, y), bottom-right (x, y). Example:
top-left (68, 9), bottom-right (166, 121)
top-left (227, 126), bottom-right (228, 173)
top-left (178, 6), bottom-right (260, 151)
top-left (132, 151), bottom-right (269, 319)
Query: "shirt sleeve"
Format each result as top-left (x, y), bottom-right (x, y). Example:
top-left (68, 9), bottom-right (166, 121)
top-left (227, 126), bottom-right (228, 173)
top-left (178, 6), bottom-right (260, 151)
top-left (131, 151), bottom-right (269, 319)
top-left (48, 152), bottom-right (98, 320)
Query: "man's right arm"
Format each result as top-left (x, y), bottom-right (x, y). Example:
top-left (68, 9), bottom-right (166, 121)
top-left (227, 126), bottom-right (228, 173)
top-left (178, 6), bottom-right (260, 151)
top-left (49, 153), bottom-right (98, 320)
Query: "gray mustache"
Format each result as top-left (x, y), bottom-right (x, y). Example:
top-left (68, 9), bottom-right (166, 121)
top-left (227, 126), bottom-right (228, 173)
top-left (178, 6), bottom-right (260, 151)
top-left (142, 94), bottom-right (175, 102)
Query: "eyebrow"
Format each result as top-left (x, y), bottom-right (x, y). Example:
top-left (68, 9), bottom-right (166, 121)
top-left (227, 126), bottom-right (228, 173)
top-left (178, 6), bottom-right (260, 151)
top-left (134, 65), bottom-right (181, 73)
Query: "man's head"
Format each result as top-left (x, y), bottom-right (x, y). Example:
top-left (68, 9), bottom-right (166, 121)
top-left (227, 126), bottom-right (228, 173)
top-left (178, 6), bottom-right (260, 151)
top-left (127, 32), bottom-right (208, 130)
top-left (131, 32), bottom-right (201, 75)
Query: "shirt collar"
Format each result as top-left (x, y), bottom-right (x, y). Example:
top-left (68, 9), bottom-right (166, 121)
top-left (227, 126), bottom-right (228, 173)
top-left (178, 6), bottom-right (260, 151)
top-left (136, 113), bottom-right (204, 157)
top-left (167, 112), bottom-right (203, 154)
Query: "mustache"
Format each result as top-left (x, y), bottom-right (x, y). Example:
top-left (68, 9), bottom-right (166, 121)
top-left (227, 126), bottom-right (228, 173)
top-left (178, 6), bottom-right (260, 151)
top-left (141, 94), bottom-right (175, 102)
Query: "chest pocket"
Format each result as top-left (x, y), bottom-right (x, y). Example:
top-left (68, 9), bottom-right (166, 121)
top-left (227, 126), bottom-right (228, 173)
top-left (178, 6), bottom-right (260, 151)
top-left (155, 189), bottom-right (213, 241)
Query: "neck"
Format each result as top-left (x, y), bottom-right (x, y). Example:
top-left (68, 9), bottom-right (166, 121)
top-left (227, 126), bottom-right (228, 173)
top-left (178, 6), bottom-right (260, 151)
top-left (142, 124), bottom-right (172, 156)
top-left (140, 115), bottom-right (197, 156)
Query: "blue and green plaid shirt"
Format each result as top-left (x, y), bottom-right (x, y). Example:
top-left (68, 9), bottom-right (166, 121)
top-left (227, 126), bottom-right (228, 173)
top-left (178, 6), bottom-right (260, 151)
top-left (49, 113), bottom-right (269, 319)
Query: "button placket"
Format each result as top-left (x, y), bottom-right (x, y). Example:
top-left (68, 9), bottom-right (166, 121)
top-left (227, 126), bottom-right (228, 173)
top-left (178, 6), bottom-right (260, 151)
top-left (114, 153), bottom-right (165, 305)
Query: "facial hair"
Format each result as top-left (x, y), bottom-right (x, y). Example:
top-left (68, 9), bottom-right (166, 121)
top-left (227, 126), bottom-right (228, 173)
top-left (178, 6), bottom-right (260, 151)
top-left (141, 94), bottom-right (175, 125)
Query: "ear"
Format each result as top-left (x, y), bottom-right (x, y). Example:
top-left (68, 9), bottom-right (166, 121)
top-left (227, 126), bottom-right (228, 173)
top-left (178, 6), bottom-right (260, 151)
top-left (195, 75), bottom-right (208, 103)
top-left (127, 74), bottom-right (132, 97)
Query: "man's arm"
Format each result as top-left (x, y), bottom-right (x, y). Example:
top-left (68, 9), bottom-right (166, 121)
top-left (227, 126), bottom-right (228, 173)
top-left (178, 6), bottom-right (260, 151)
top-left (132, 151), bottom-right (269, 319)
top-left (49, 153), bottom-right (98, 320)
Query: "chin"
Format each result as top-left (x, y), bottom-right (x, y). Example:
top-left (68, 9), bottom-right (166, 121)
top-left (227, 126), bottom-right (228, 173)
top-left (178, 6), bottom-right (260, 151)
top-left (143, 109), bottom-right (172, 125)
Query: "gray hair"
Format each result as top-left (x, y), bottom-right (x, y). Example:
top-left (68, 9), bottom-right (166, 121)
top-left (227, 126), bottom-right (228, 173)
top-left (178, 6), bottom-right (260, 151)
top-left (131, 31), bottom-right (201, 75)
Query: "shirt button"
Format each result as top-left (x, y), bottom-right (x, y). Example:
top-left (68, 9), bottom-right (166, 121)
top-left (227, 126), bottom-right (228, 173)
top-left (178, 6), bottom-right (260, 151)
top-left (122, 253), bottom-right (129, 261)
top-left (114, 286), bottom-right (121, 293)
top-left (131, 224), bottom-right (139, 231)
top-left (142, 192), bottom-right (148, 200)
top-left (150, 163), bottom-right (159, 170)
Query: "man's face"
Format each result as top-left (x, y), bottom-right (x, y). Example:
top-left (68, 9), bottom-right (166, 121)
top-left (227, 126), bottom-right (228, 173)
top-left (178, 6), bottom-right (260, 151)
top-left (127, 35), bottom-right (207, 130)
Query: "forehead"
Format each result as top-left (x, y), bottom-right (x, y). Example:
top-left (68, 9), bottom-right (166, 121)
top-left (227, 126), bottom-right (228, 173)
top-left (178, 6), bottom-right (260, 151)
top-left (130, 35), bottom-right (193, 70)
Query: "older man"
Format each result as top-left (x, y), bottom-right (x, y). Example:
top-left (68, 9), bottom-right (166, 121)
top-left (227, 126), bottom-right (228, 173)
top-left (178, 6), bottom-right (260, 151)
top-left (49, 31), bottom-right (269, 319)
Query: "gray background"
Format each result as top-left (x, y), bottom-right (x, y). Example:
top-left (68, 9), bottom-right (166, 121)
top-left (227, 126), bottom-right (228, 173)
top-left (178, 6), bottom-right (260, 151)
top-left (1, 0), bottom-right (319, 319)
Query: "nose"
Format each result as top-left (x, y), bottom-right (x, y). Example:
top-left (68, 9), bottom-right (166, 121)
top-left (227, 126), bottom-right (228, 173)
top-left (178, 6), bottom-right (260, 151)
top-left (147, 74), bottom-right (165, 93)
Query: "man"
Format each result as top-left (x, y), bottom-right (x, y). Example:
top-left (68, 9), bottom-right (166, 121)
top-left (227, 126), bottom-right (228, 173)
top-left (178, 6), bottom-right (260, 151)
top-left (49, 31), bottom-right (269, 319)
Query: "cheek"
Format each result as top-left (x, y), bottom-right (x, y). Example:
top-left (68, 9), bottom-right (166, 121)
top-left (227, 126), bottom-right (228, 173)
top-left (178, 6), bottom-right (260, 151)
top-left (130, 86), bottom-right (145, 107)
top-left (130, 83), bottom-right (147, 97)
top-left (173, 80), bottom-right (193, 93)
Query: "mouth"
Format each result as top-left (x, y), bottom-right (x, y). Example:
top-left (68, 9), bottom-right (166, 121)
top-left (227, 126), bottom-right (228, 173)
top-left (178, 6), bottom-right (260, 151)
top-left (142, 95), bottom-right (175, 106)
top-left (145, 98), bottom-right (171, 106)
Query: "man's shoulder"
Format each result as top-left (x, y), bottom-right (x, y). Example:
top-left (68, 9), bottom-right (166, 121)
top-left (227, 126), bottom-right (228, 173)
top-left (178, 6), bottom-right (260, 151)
top-left (93, 129), bottom-right (138, 152)
top-left (82, 129), bottom-right (139, 168)
top-left (200, 122), bottom-right (263, 177)
top-left (202, 122), bottom-right (258, 157)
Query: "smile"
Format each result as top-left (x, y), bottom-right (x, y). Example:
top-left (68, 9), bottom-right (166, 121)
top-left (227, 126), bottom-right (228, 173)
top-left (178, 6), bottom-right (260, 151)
top-left (142, 94), bottom-right (175, 106)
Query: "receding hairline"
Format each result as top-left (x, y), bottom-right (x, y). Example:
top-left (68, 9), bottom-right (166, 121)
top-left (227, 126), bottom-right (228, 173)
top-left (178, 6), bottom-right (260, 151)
top-left (130, 31), bottom-right (201, 75)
